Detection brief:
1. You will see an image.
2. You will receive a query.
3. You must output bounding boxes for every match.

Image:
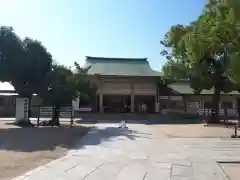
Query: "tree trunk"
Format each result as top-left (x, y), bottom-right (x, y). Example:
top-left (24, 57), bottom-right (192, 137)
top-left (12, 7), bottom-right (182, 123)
top-left (52, 105), bottom-right (60, 126)
top-left (183, 97), bottom-right (187, 113)
top-left (237, 98), bottom-right (240, 128)
top-left (27, 96), bottom-right (32, 124)
top-left (209, 86), bottom-right (220, 123)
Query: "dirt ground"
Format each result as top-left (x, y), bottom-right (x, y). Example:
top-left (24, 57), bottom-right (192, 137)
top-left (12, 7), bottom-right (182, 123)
top-left (153, 123), bottom-right (240, 138)
top-left (0, 121), bottom-right (91, 180)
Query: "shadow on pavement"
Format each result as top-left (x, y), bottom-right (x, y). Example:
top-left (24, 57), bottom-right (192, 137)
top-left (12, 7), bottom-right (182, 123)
top-left (75, 118), bottom-right (202, 125)
top-left (74, 126), bottom-right (153, 150)
top-left (138, 118), bottom-right (202, 125)
top-left (0, 123), bottom-right (148, 152)
top-left (74, 112), bottom-right (202, 125)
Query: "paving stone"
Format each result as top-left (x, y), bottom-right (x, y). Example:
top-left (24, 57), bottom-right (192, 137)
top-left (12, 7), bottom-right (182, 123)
top-left (115, 161), bottom-right (148, 180)
top-left (171, 165), bottom-right (194, 177)
top-left (83, 164), bottom-right (126, 180)
top-left (219, 163), bottom-right (240, 180)
top-left (57, 163), bottom-right (104, 180)
top-left (171, 176), bottom-right (195, 180)
top-left (145, 167), bottom-right (171, 180)
top-left (193, 163), bottom-right (230, 180)
top-left (151, 162), bottom-right (171, 170)
top-left (83, 162), bottom-right (126, 180)
top-left (12, 123), bottom-right (240, 180)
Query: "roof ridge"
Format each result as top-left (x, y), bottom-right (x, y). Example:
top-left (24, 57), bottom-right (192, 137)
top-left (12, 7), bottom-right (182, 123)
top-left (86, 56), bottom-right (147, 62)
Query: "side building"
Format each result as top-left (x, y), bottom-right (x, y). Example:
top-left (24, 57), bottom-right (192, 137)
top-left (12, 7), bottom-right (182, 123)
top-left (164, 81), bottom-right (239, 116)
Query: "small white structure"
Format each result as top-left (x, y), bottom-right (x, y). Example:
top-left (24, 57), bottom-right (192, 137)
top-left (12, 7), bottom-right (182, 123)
top-left (15, 98), bottom-right (29, 122)
top-left (72, 98), bottom-right (80, 111)
top-left (119, 120), bottom-right (127, 128)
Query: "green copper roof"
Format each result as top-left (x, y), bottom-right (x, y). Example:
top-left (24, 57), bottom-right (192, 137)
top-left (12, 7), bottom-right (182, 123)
top-left (84, 56), bottom-right (162, 77)
top-left (168, 82), bottom-right (239, 95)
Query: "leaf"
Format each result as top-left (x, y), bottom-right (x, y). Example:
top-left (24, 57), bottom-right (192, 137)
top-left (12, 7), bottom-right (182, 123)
top-left (161, 0), bottom-right (240, 93)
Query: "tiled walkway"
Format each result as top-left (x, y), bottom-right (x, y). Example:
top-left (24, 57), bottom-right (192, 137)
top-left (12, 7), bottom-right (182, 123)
top-left (14, 123), bottom-right (240, 180)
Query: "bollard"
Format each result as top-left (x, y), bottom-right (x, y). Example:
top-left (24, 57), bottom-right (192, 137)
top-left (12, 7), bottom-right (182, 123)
top-left (224, 107), bottom-right (227, 124)
top-left (118, 120), bottom-right (127, 128)
top-left (238, 112), bottom-right (240, 128)
top-left (231, 124), bottom-right (238, 138)
top-left (235, 124), bottom-right (237, 137)
top-left (118, 121), bottom-right (123, 128)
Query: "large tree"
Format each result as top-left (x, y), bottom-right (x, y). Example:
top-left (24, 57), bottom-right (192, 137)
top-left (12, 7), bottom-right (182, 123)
top-left (73, 62), bottom-right (97, 104)
top-left (43, 63), bottom-right (97, 126)
top-left (161, 0), bottom-right (240, 123)
top-left (0, 27), bottom-right (53, 124)
top-left (0, 27), bottom-right (25, 82)
top-left (162, 59), bottom-right (190, 80)
top-left (43, 65), bottom-right (76, 126)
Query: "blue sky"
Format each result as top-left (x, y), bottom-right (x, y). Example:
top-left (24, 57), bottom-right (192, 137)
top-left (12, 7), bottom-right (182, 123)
top-left (0, 0), bottom-right (205, 71)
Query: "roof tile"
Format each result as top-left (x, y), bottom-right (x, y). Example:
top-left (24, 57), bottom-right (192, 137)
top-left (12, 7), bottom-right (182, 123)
top-left (168, 82), bottom-right (239, 95)
top-left (84, 56), bottom-right (162, 76)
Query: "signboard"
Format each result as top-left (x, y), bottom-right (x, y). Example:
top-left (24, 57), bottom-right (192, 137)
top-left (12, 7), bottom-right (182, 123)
top-left (159, 96), bottom-right (168, 100)
top-left (79, 107), bottom-right (92, 112)
top-left (187, 101), bottom-right (200, 109)
top-left (159, 96), bottom-right (183, 100)
top-left (170, 96), bottom-right (182, 101)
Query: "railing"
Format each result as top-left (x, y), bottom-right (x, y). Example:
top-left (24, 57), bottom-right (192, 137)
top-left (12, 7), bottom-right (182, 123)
top-left (219, 109), bottom-right (236, 116)
top-left (37, 106), bottom-right (73, 127)
top-left (39, 106), bottom-right (53, 117)
top-left (59, 106), bottom-right (72, 117)
top-left (197, 108), bottom-right (237, 117)
top-left (59, 106), bottom-right (73, 125)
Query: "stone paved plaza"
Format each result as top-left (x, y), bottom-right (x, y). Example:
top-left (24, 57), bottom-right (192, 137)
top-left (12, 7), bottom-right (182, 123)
top-left (13, 123), bottom-right (240, 180)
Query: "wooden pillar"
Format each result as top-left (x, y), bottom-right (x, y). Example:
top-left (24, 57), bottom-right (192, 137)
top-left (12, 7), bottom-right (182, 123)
top-left (200, 99), bottom-right (204, 109)
top-left (98, 77), bottom-right (103, 113)
top-left (155, 95), bottom-right (159, 113)
top-left (99, 93), bottom-right (103, 112)
top-left (155, 84), bottom-right (159, 113)
top-left (130, 79), bottom-right (135, 113)
top-left (131, 94), bottom-right (134, 113)
top-left (183, 96), bottom-right (187, 112)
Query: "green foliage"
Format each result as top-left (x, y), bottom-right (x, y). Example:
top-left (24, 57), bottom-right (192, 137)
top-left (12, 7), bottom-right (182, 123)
top-left (0, 27), bottom-right (25, 82)
top-left (161, 0), bottom-right (240, 92)
top-left (44, 63), bottom-right (97, 107)
top-left (0, 26), bottom-right (97, 119)
top-left (14, 38), bottom-right (52, 98)
top-left (162, 59), bottom-right (190, 80)
top-left (44, 65), bottom-right (76, 106)
top-left (73, 62), bottom-right (98, 103)
top-left (0, 27), bottom-right (53, 98)
top-left (161, 0), bottom-right (240, 122)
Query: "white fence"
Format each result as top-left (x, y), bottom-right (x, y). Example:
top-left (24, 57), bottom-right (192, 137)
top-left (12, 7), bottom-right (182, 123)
top-left (197, 108), bottom-right (237, 116)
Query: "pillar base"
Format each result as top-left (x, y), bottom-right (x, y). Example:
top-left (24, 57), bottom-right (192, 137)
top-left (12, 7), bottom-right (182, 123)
top-left (155, 102), bottom-right (159, 113)
top-left (130, 95), bottom-right (134, 113)
top-left (99, 94), bottom-right (103, 112)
